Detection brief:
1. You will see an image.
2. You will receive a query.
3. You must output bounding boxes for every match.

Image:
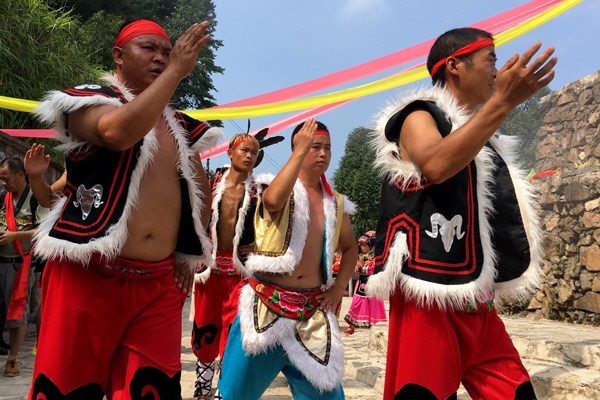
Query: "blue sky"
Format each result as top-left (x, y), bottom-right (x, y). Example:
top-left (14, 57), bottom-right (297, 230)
top-left (206, 0), bottom-right (599, 175)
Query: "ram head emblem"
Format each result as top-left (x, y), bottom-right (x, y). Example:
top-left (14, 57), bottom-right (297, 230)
top-left (425, 213), bottom-right (465, 253)
top-left (73, 184), bottom-right (104, 220)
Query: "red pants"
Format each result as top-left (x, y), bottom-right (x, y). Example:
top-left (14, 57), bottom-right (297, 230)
top-left (192, 272), bottom-right (244, 363)
top-left (29, 257), bottom-right (183, 400)
top-left (385, 293), bottom-right (533, 400)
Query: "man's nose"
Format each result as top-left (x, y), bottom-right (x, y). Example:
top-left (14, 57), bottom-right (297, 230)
top-left (153, 51), bottom-right (167, 64)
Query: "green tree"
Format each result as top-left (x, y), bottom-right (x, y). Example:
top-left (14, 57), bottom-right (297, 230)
top-left (165, 0), bottom-right (224, 115)
top-left (0, 0), bottom-right (100, 129)
top-left (500, 86), bottom-right (552, 169)
top-left (46, 0), bottom-right (177, 22)
top-left (333, 127), bottom-right (381, 236)
top-left (0, 0), bottom-right (100, 160)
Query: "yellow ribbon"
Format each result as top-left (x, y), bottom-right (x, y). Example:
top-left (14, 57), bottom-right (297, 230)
top-left (0, 0), bottom-right (582, 120)
top-left (0, 96), bottom-right (39, 113)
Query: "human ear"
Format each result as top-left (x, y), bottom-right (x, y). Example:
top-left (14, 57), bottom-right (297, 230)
top-left (112, 47), bottom-right (124, 66)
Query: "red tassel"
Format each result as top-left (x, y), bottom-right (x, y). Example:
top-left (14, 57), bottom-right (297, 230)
top-left (321, 174), bottom-right (333, 197)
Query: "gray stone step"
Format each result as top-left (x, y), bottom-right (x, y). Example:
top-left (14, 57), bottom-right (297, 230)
top-left (337, 302), bottom-right (600, 400)
top-left (504, 316), bottom-right (600, 371)
top-left (526, 359), bottom-right (600, 400)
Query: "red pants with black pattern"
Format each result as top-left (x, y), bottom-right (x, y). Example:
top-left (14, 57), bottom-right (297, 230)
top-left (29, 256), bottom-right (184, 400)
top-left (191, 272), bottom-right (245, 364)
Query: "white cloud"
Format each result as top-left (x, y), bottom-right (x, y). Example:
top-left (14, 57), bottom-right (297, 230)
top-left (340, 0), bottom-right (388, 19)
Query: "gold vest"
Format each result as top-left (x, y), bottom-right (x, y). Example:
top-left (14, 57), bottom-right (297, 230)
top-left (254, 191), bottom-right (345, 257)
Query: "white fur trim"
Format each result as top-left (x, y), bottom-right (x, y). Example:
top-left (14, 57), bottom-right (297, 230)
top-left (34, 90), bottom-right (122, 153)
top-left (342, 195), bottom-right (356, 215)
top-left (33, 74), bottom-right (212, 269)
top-left (367, 85), bottom-right (542, 307)
top-left (238, 285), bottom-right (344, 392)
top-left (365, 232), bottom-right (408, 300)
top-left (192, 127), bottom-right (224, 153)
top-left (195, 268), bottom-right (212, 285)
top-left (371, 85), bottom-right (463, 185)
top-left (33, 123), bottom-right (161, 265)
top-left (322, 189), bottom-right (338, 288)
top-left (209, 169), bottom-right (256, 277)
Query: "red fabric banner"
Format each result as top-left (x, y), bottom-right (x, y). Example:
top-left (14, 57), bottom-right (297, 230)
top-left (4, 192), bottom-right (32, 321)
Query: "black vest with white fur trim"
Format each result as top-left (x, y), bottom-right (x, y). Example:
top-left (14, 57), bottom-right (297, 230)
top-left (366, 86), bottom-right (543, 308)
top-left (33, 76), bottom-right (222, 268)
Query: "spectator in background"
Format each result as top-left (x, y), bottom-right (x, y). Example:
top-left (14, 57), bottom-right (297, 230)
top-left (0, 157), bottom-right (46, 376)
top-left (343, 230), bottom-right (387, 335)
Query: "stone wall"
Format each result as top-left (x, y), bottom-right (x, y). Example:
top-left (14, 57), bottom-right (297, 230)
top-left (520, 70), bottom-right (600, 325)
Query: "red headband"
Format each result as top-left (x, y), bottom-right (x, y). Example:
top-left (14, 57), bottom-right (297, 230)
top-left (229, 139), bottom-right (247, 151)
top-left (315, 129), bottom-right (330, 137)
top-left (115, 20), bottom-right (170, 48)
top-left (430, 38), bottom-right (494, 77)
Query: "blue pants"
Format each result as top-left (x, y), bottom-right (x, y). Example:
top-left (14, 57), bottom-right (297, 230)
top-left (217, 315), bottom-right (345, 400)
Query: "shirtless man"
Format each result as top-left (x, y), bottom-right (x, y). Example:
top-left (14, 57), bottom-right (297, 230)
top-left (215, 119), bottom-right (357, 400)
top-left (29, 20), bottom-right (220, 399)
top-left (191, 133), bottom-right (260, 400)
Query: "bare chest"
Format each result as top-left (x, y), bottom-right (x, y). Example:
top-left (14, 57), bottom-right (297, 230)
top-left (218, 187), bottom-right (245, 223)
top-left (137, 120), bottom-right (180, 201)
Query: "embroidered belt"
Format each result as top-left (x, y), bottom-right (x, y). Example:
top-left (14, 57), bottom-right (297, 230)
top-left (249, 276), bottom-right (322, 320)
top-left (249, 276), bottom-right (332, 365)
top-left (88, 253), bottom-right (174, 279)
top-left (211, 251), bottom-right (239, 276)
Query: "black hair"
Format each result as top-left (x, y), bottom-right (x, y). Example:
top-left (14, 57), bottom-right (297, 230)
top-left (0, 157), bottom-right (27, 182)
top-left (427, 27), bottom-right (493, 86)
top-left (290, 121), bottom-right (329, 150)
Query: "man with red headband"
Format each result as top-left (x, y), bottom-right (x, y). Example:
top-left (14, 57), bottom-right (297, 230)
top-left (30, 19), bottom-right (221, 399)
top-left (215, 119), bottom-right (357, 400)
top-left (190, 133), bottom-right (260, 400)
top-left (366, 27), bottom-right (556, 400)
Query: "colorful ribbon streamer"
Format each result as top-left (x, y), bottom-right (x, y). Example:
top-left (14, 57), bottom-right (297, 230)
top-left (0, 0), bottom-right (578, 119)
top-left (188, 0), bottom-right (582, 120)
top-left (0, 129), bottom-right (57, 138)
top-left (214, 0), bottom-right (563, 108)
top-left (201, 0), bottom-right (580, 157)
top-left (0, 0), bottom-right (582, 150)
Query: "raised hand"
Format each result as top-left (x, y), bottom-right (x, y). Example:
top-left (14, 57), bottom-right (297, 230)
top-left (292, 118), bottom-right (317, 155)
top-left (168, 21), bottom-right (211, 80)
top-left (494, 42), bottom-right (557, 108)
top-left (24, 143), bottom-right (51, 179)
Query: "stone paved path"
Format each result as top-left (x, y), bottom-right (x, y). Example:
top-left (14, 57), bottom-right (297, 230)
top-left (3, 296), bottom-right (600, 399)
top-left (0, 296), bottom-right (381, 399)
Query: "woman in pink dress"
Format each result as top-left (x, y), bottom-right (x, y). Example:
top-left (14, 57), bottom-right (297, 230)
top-left (344, 231), bottom-right (387, 334)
